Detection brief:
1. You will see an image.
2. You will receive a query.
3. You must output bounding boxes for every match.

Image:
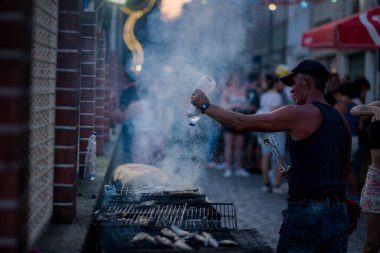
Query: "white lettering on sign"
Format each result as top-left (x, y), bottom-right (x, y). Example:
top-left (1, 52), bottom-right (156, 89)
top-left (359, 12), bottom-right (380, 46)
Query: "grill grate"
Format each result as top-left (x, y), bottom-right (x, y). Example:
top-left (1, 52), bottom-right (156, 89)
top-left (182, 203), bottom-right (237, 230)
top-left (94, 201), bottom-right (187, 227)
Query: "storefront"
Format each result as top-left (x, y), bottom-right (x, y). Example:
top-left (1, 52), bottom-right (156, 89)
top-left (301, 6), bottom-right (380, 101)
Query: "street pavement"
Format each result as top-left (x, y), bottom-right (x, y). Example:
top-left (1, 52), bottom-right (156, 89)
top-left (199, 167), bottom-right (366, 253)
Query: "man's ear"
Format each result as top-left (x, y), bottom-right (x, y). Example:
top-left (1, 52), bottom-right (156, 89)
top-left (304, 78), bottom-right (312, 89)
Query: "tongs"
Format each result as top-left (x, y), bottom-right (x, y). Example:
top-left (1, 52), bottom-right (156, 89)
top-left (263, 135), bottom-right (291, 173)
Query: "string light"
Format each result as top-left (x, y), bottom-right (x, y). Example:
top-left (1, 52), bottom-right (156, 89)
top-left (268, 3), bottom-right (277, 11)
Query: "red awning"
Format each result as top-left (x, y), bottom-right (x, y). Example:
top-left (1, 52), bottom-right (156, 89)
top-left (302, 6), bottom-right (380, 49)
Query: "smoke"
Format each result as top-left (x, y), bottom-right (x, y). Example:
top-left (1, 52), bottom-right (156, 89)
top-left (125, 0), bottom-right (250, 190)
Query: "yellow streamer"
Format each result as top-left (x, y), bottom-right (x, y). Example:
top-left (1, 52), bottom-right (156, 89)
top-left (121, 0), bottom-right (156, 74)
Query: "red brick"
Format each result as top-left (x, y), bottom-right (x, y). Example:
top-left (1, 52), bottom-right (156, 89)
top-left (59, 0), bottom-right (80, 12)
top-left (55, 128), bottom-right (78, 146)
top-left (55, 109), bottom-right (79, 126)
top-left (57, 32), bottom-right (81, 50)
top-left (80, 88), bottom-right (95, 101)
top-left (54, 147), bottom-right (78, 165)
top-left (79, 128), bottom-right (94, 141)
top-left (0, 96), bottom-right (29, 124)
top-left (95, 89), bottom-right (104, 97)
top-left (54, 167), bottom-right (75, 185)
top-left (80, 76), bottom-right (96, 88)
top-left (57, 51), bottom-right (81, 69)
top-left (0, 209), bottom-right (18, 236)
top-left (0, 22), bottom-right (29, 49)
top-left (0, 2), bottom-right (32, 10)
top-left (82, 37), bottom-right (96, 50)
top-left (81, 51), bottom-right (96, 62)
top-left (80, 101), bottom-right (95, 114)
top-left (56, 71), bottom-right (80, 88)
top-left (0, 134), bottom-right (29, 162)
top-left (80, 114), bottom-right (95, 126)
top-left (56, 89), bottom-right (80, 107)
top-left (0, 170), bottom-right (20, 199)
top-left (82, 25), bottom-right (96, 37)
top-left (54, 187), bottom-right (75, 203)
top-left (95, 108), bottom-right (104, 116)
top-left (58, 13), bottom-right (80, 30)
top-left (0, 60), bottom-right (30, 87)
top-left (81, 63), bottom-right (96, 75)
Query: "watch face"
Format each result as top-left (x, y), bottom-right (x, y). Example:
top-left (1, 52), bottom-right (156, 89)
top-left (201, 103), bottom-right (209, 113)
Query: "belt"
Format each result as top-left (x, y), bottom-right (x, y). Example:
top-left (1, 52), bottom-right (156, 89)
top-left (287, 197), bottom-right (345, 204)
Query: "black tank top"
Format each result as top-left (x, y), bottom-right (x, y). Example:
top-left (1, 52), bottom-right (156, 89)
top-left (369, 121), bottom-right (380, 150)
top-left (287, 101), bottom-right (350, 199)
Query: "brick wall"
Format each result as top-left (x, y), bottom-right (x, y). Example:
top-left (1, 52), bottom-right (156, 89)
top-left (95, 32), bottom-right (106, 155)
top-left (79, 12), bottom-right (97, 179)
top-left (54, 0), bottom-right (82, 222)
top-left (0, 2), bottom-right (33, 253)
top-left (28, 0), bottom-right (58, 245)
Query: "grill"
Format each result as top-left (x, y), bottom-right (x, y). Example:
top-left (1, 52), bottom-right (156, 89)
top-left (91, 184), bottom-right (272, 252)
top-left (94, 200), bottom-right (237, 230)
top-left (94, 201), bottom-right (187, 227)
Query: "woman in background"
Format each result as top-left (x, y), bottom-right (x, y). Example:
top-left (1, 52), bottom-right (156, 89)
top-left (350, 101), bottom-right (380, 253)
top-left (220, 73), bottom-right (250, 177)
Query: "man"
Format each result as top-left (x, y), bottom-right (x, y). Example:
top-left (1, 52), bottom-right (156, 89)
top-left (192, 59), bottom-right (352, 252)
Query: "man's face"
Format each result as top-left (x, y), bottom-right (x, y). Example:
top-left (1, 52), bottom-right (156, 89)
top-left (290, 74), bottom-right (307, 105)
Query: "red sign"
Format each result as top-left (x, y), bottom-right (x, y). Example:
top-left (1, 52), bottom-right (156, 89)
top-left (302, 6), bottom-right (380, 49)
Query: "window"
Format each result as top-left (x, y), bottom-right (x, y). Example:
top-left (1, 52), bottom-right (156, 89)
top-left (348, 53), bottom-right (365, 80)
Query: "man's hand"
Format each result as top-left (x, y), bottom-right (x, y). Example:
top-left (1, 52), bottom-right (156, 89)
top-left (191, 89), bottom-right (210, 110)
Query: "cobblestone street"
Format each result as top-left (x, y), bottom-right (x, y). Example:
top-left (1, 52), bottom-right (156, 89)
top-left (199, 168), bottom-right (366, 253)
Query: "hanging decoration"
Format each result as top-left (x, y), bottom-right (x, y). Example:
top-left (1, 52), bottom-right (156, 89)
top-left (120, 0), bottom-right (156, 75)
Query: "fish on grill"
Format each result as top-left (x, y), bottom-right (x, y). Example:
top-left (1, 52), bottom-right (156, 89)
top-left (154, 235), bottom-right (174, 248)
top-left (137, 215), bottom-right (155, 226)
top-left (130, 232), bottom-right (156, 244)
top-left (160, 228), bottom-right (178, 239)
top-left (138, 200), bottom-right (157, 207)
top-left (171, 225), bottom-right (190, 237)
top-left (194, 234), bottom-right (208, 246)
top-left (202, 231), bottom-right (219, 248)
top-left (219, 239), bottom-right (238, 247)
top-left (174, 239), bottom-right (193, 250)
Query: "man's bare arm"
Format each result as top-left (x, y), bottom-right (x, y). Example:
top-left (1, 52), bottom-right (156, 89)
top-left (203, 103), bottom-right (298, 133)
top-left (350, 101), bottom-right (380, 120)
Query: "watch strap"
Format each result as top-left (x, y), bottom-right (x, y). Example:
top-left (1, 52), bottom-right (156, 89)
top-left (200, 103), bottom-right (210, 114)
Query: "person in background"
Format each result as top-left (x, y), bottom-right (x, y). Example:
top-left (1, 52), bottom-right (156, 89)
top-left (205, 76), bottom-right (224, 170)
top-left (351, 77), bottom-right (372, 195)
top-left (116, 82), bottom-right (139, 163)
top-left (191, 59), bottom-right (351, 252)
top-left (257, 75), bottom-right (288, 194)
top-left (220, 72), bottom-right (250, 178)
top-left (325, 72), bottom-right (341, 106)
top-left (350, 101), bottom-right (380, 253)
top-left (245, 72), bottom-right (261, 172)
top-left (333, 83), bottom-right (362, 197)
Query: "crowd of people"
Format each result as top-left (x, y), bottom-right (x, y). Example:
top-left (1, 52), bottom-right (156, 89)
top-left (201, 63), bottom-right (375, 201)
top-left (192, 58), bottom-right (379, 253)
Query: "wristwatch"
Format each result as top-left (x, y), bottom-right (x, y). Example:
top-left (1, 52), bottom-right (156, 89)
top-left (200, 102), bottom-right (210, 114)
